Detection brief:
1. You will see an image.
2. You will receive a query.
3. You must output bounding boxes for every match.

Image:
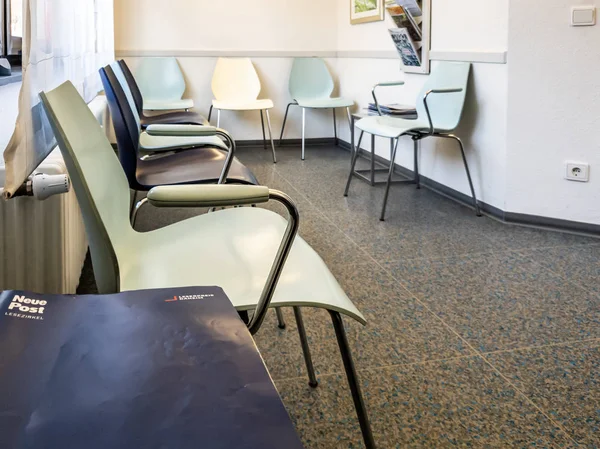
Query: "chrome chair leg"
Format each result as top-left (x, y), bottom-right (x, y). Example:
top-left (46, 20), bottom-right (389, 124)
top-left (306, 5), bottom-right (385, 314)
top-left (208, 105), bottom-right (213, 123)
top-left (276, 307), bottom-right (286, 329)
top-left (344, 131), bottom-right (364, 196)
top-left (129, 190), bottom-right (138, 220)
top-left (301, 107), bottom-right (306, 160)
top-left (413, 137), bottom-right (421, 189)
top-left (294, 307), bottom-right (318, 388)
top-left (380, 138), bottom-right (399, 221)
top-left (260, 110), bottom-right (267, 150)
top-left (346, 107), bottom-right (353, 134)
top-left (329, 311), bottom-right (376, 449)
top-left (279, 102), bottom-right (295, 146)
top-left (333, 108), bottom-right (338, 145)
top-left (265, 109), bottom-right (277, 164)
top-left (444, 134), bottom-right (481, 216)
top-left (131, 197), bottom-right (148, 228)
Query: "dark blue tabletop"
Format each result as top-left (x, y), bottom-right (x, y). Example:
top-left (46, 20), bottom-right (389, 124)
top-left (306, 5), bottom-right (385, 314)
top-left (0, 287), bottom-right (304, 449)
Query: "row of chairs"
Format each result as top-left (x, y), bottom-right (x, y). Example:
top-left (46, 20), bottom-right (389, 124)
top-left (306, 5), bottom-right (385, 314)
top-left (134, 56), bottom-right (354, 162)
top-left (133, 57), bottom-right (481, 222)
top-left (39, 61), bottom-right (377, 448)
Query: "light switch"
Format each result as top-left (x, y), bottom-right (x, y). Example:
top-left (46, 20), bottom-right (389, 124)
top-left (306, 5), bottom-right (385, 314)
top-left (571, 6), bottom-right (596, 26)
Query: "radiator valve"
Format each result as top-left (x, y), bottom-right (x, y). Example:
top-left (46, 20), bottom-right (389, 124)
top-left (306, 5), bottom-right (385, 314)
top-left (14, 173), bottom-right (71, 200)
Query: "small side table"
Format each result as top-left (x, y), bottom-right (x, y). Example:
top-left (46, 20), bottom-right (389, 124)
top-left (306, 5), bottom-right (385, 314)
top-left (344, 111), bottom-right (418, 195)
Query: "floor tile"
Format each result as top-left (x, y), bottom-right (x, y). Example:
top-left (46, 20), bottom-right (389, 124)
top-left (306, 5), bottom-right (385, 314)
top-left (394, 252), bottom-right (600, 352)
top-left (487, 340), bottom-right (600, 447)
top-left (528, 245), bottom-right (600, 295)
top-left (276, 357), bottom-right (575, 448)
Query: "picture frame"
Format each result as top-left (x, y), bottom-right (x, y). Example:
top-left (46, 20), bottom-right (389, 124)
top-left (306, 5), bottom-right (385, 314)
top-left (351, 0), bottom-right (385, 25)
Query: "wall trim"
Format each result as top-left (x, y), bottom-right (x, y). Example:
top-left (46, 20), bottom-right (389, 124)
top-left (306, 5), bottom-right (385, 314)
top-left (429, 50), bottom-right (507, 64)
top-left (116, 50), bottom-right (338, 58)
top-left (116, 49), bottom-right (508, 64)
top-left (337, 140), bottom-right (600, 237)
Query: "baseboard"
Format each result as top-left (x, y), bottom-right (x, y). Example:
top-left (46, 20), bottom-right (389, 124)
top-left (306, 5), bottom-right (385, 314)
top-left (237, 138), bottom-right (337, 147)
top-left (337, 140), bottom-right (600, 237)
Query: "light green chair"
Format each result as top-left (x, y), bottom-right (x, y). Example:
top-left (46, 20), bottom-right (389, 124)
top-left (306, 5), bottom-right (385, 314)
top-left (134, 57), bottom-right (195, 111)
top-left (344, 61), bottom-right (481, 221)
top-left (279, 57), bottom-right (354, 160)
top-left (40, 81), bottom-right (376, 449)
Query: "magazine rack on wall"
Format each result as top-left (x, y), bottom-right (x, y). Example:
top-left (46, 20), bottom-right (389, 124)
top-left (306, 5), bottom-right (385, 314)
top-left (387, 0), bottom-right (431, 74)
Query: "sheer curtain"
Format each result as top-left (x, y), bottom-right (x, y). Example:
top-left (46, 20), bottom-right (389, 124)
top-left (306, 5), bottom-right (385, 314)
top-left (2, 0), bottom-right (114, 198)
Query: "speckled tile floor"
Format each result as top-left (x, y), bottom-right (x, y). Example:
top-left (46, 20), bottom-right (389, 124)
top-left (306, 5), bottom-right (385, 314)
top-left (79, 145), bottom-right (600, 448)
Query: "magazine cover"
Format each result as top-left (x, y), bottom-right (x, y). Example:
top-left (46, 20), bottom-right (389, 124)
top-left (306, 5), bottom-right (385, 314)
top-left (389, 28), bottom-right (422, 67)
top-left (385, 5), bottom-right (422, 41)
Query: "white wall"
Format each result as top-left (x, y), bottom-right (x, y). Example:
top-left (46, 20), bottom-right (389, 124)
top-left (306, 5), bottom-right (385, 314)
top-left (506, 0), bottom-right (600, 225)
top-left (115, 0), bottom-right (339, 141)
top-left (335, 0), bottom-right (510, 210)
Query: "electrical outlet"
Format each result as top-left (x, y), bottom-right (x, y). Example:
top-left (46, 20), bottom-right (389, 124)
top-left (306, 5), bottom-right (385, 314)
top-left (566, 162), bottom-right (590, 182)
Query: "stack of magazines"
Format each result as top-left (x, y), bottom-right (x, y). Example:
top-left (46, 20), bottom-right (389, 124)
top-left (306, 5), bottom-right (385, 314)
top-left (367, 103), bottom-right (418, 118)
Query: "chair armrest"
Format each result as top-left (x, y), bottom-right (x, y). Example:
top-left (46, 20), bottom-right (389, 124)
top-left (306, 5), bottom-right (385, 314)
top-left (372, 81), bottom-right (406, 116)
top-left (147, 184), bottom-right (300, 335)
top-left (422, 88), bottom-right (464, 135)
top-left (145, 125), bottom-right (235, 184)
top-left (147, 185), bottom-right (270, 208)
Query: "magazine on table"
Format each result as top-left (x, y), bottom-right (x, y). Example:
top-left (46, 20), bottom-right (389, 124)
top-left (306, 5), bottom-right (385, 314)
top-left (389, 28), bottom-right (422, 67)
top-left (366, 103), bottom-right (418, 118)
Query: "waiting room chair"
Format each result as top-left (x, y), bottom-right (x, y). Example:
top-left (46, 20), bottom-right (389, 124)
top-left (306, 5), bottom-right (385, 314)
top-left (208, 57), bottom-right (277, 163)
top-left (101, 64), bottom-right (258, 222)
top-left (134, 57), bottom-right (194, 111)
top-left (279, 57), bottom-right (354, 160)
top-left (344, 61), bottom-right (481, 221)
top-left (41, 81), bottom-right (376, 449)
top-left (118, 60), bottom-right (207, 128)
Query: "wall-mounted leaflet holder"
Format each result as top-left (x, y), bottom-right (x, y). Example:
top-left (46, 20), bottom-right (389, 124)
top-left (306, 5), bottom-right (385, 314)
top-left (386, 0), bottom-right (431, 74)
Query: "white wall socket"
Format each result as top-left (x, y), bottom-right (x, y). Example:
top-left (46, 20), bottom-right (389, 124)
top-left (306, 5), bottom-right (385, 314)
top-left (566, 162), bottom-right (590, 182)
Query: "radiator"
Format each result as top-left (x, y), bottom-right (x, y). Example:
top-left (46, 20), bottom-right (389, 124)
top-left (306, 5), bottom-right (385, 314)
top-left (0, 95), bottom-right (109, 294)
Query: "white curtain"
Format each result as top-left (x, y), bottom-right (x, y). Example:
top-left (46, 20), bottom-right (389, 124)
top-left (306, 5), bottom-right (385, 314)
top-left (2, 0), bottom-right (114, 198)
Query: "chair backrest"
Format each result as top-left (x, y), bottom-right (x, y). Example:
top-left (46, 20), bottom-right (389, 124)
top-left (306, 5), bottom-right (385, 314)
top-left (135, 57), bottom-right (187, 102)
top-left (288, 57), bottom-right (334, 101)
top-left (99, 64), bottom-right (143, 190)
top-left (415, 61), bottom-right (471, 132)
top-left (40, 82), bottom-right (136, 294)
top-left (118, 59), bottom-right (144, 116)
top-left (211, 57), bottom-right (261, 102)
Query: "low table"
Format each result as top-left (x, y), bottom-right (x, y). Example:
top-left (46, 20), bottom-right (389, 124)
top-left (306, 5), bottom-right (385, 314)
top-left (0, 287), bottom-right (304, 449)
top-left (345, 111), bottom-right (419, 192)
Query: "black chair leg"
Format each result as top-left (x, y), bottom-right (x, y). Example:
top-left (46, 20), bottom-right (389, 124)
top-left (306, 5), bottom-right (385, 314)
top-left (276, 307), bottom-right (286, 329)
top-left (344, 131), bottom-right (365, 197)
top-left (413, 137), bottom-right (421, 189)
top-left (294, 307), bottom-right (318, 388)
top-left (329, 311), bottom-right (376, 449)
top-left (208, 105), bottom-right (213, 123)
top-left (380, 138), bottom-right (399, 221)
top-left (279, 102), bottom-right (295, 146)
top-left (260, 110), bottom-right (267, 149)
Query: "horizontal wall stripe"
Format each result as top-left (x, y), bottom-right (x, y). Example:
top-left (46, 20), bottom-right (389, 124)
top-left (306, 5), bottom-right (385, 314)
top-left (116, 49), bottom-right (508, 64)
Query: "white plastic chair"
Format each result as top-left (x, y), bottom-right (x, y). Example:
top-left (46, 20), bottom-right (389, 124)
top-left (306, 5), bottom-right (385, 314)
top-left (208, 58), bottom-right (277, 163)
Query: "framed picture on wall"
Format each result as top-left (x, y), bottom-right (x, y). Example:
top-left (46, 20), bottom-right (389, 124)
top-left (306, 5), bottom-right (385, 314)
top-left (351, 0), bottom-right (385, 25)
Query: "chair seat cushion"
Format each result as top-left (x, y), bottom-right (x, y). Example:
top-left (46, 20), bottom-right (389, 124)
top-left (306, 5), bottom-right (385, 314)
top-left (296, 97), bottom-right (354, 109)
top-left (212, 99), bottom-right (274, 111)
top-left (119, 207), bottom-right (365, 324)
top-left (140, 132), bottom-right (229, 152)
top-left (141, 111), bottom-right (209, 128)
top-left (356, 115), bottom-right (430, 139)
top-left (136, 147), bottom-right (258, 189)
top-left (143, 99), bottom-right (195, 111)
